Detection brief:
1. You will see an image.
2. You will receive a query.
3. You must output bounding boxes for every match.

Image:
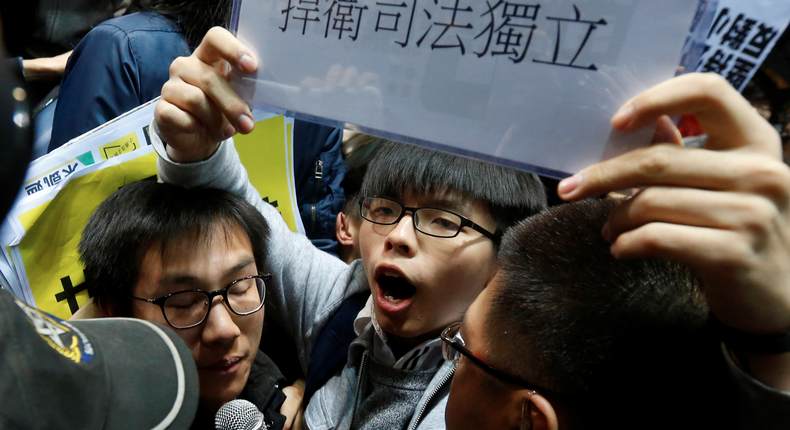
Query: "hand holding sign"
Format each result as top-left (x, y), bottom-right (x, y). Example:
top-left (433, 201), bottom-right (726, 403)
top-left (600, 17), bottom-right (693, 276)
top-left (559, 72), bottom-right (790, 389)
top-left (155, 27), bottom-right (258, 163)
top-left (231, 0), bottom-right (701, 177)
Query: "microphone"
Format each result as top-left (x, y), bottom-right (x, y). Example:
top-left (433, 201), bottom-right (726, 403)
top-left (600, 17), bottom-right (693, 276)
top-left (215, 399), bottom-right (269, 430)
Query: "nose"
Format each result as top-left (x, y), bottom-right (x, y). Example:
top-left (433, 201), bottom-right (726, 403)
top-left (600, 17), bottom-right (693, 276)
top-left (385, 212), bottom-right (418, 256)
top-left (201, 296), bottom-right (241, 345)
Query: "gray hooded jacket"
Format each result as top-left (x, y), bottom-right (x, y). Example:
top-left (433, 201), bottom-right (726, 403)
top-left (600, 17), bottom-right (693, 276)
top-left (153, 128), bottom-right (790, 430)
top-left (153, 131), bottom-right (454, 430)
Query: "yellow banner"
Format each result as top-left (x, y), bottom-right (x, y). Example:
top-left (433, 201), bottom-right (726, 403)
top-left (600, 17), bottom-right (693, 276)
top-left (19, 153), bottom-right (158, 319)
top-left (234, 115), bottom-right (301, 233)
top-left (14, 115), bottom-right (297, 319)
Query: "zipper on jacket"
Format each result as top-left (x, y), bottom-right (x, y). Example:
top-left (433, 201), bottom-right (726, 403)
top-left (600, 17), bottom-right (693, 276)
top-left (309, 159), bottom-right (324, 233)
top-left (409, 361), bottom-right (457, 430)
top-left (347, 350), bottom-right (369, 430)
top-left (315, 159), bottom-right (324, 180)
top-left (258, 382), bottom-right (279, 430)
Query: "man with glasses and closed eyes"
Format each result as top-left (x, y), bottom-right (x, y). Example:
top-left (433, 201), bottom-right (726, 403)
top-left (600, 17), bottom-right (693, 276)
top-left (78, 181), bottom-right (292, 430)
top-left (130, 274), bottom-right (270, 330)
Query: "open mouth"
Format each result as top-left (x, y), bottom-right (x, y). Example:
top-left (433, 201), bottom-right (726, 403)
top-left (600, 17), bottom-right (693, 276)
top-left (378, 273), bottom-right (417, 303)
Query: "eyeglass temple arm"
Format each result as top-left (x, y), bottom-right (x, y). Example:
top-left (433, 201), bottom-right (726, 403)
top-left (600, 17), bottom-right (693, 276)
top-left (130, 295), bottom-right (157, 304)
top-left (466, 220), bottom-right (501, 241)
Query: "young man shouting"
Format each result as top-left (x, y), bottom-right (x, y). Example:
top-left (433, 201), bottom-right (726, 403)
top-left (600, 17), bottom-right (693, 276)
top-left (152, 27), bottom-right (547, 430)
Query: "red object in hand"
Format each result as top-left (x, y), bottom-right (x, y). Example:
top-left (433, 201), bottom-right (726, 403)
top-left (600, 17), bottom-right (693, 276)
top-left (678, 114), bottom-right (704, 137)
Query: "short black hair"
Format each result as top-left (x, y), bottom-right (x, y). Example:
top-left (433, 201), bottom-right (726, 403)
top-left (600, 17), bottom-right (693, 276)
top-left (79, 181), bottom-right (269, 316)
top-left (341, 191), bottom-right (361, 222)
top-left (489, 199), bottom-right (733, 429)
top-left (359, 142), bottom-right (547, 239)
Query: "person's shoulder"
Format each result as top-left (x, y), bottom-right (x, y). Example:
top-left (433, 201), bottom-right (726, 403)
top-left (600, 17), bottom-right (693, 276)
top-left (91, 12), bottom-right (181, 37)
top-left (69, 13), bottom-right (182, 69)
top-left (74, 13), bottom-right (177, 51)
top-left (89, 13), bottom-right (189, 66)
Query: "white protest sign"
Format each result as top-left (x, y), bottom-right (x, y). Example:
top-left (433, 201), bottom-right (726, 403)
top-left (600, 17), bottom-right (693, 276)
top-left (697, 0), bottom-right (790, 92)
top-left (231, 0), bottom-right (700, 177)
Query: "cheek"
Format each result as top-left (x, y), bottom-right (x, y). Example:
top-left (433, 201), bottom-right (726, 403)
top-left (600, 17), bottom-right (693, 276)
top-left (168, 327), bottom-right (202, 364)
top-left (358, 226), bottom-right (380, 260)
top-left (359, 229), bottom-right (382, 287)
top-left (241, 310), bottom-right (264, 352)
top-left (447, 360), bottom-right (514, 430)
top-left (432, 246), bottom-right (495, 300)
top-left (446, 362), bottom-right (489, 430)
top-left (225, 308), bottom-right (264, 360)
top-left (444, 238), bottom-right (495, 273)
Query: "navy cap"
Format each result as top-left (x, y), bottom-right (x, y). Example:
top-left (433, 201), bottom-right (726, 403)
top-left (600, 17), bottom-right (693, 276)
top-left (0, 289), bottom-right (199, 429)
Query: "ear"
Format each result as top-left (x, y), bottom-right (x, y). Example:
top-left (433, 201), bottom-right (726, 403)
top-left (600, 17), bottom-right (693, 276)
top-left (335, 212), bottom-right (355, 246)
top-left (524, 393), bottom-right (559, 430)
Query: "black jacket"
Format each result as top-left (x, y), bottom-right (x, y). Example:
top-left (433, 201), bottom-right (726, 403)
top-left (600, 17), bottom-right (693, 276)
top-left (190, 351), bottom-right (288, 430)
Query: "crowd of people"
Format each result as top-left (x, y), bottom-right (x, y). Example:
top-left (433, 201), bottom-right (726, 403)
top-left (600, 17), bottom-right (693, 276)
top-left (2, 3), bottom-right (790, 430)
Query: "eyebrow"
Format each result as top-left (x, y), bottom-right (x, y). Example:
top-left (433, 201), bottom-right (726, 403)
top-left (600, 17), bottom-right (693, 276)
top-left (424, 198), bottom-right (472, 215)
top-left (158, 258), bottom-right (256, 289)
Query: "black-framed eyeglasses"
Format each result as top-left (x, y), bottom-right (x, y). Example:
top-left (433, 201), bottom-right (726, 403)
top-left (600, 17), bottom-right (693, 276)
top-left (441, 322), bottom-right (558, 395)
top-left (131, 274), bottom-right (270, 329)
top-left (358, 197), bottom-right (500, 240)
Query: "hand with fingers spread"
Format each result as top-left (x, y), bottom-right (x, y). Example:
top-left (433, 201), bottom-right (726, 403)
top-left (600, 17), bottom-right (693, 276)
top-left (155, 27), bottom-right (258, 163)
top-left (557, 73), bottom-right (790, 388)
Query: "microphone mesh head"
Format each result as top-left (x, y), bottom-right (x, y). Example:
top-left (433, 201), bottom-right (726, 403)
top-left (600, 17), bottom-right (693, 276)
top-left (215, 399), bottom-right (264, 430)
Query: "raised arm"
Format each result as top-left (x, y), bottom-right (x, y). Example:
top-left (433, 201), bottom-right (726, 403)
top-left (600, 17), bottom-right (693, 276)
top-left (152, 27), bottom-right (366, 370)
top-left (154, 27), bottom-right (257, 163)
top-left (557, 72), bottom-right (790, 393)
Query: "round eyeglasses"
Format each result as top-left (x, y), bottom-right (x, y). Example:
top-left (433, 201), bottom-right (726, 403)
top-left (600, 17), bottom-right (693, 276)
top-left (131, 274), bottom-right (269, 329)
top-left (358, 197), bottom-right (500, 240)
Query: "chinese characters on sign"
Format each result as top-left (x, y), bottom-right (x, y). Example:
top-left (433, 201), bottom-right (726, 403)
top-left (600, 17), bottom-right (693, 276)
top-left (697, 1), bottom-right (790, 92)
top-left (24, 163), bottom-right (79, 197)
top-left (702, 8), bottom-right (777, 88)
top-left (280, 0), bottom-right (608, 70)
top-left (234, 0), bottom-right (700, 177)
top-left (103, 138), bottom-right (138, 160)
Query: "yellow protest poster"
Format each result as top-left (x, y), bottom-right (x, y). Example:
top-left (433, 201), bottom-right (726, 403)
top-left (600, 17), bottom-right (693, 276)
top-left (287, 121), bottom-right (294, 202)
top-left (98, 132), bottom-right (141, 160)
top-left (16, 201), bottom-right (52, 234)
top-left (3, 101), bottom-right (297, 317)
top-left (17, 152), bottom-right (157, 319)
top-left (234, 115), bottom-right (301, 233)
